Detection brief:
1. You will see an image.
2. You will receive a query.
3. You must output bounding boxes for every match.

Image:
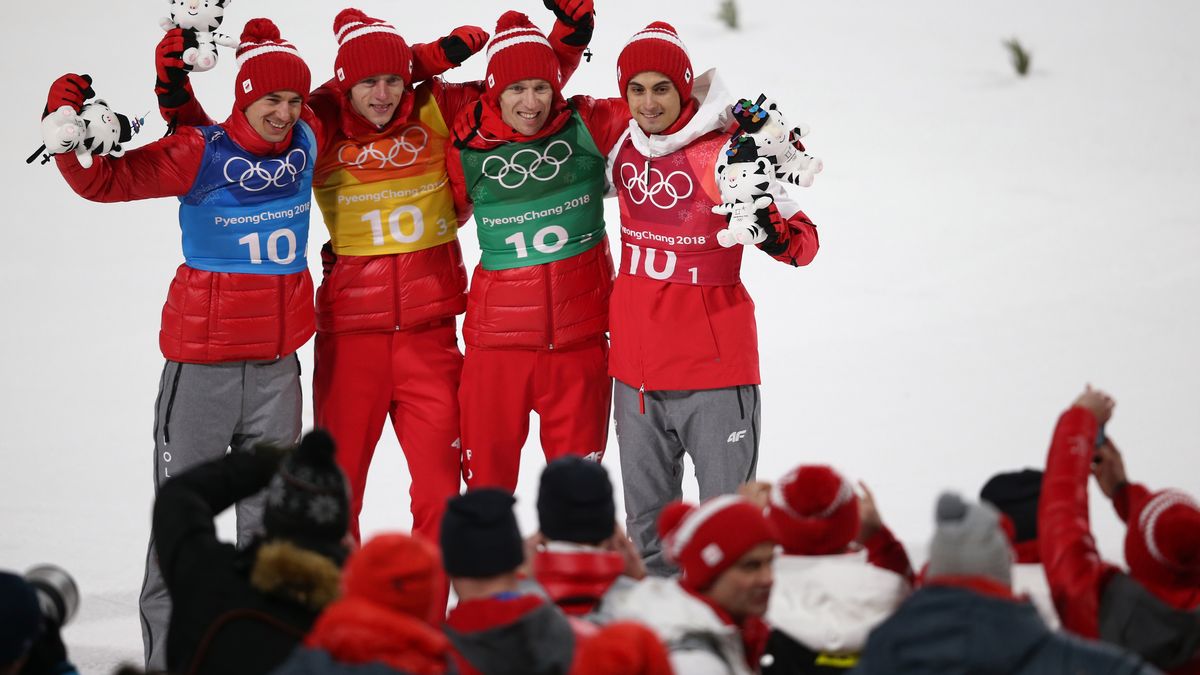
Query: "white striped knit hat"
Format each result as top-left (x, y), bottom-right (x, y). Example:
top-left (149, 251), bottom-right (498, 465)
top-left (234, 18), bottom-right (311, 110)
top-left (658, 496), bottom-right (777, 591)
top-left (617, 22), bottom-right (693, 101)
top-left (1125, 488), bottom-right (1200, 587)
top-left (484, 11), bottom-right (562, 104)
top-left (332, 9), bottom-right (412, 92)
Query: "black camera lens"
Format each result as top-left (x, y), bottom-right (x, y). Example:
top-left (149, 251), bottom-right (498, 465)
top-left (24, 565), bottom-right (79, 628)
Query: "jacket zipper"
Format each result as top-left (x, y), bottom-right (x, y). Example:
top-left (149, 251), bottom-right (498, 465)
top-left (543, 264), bottom-right (554, 350)
top-left (639, 383), bottom-right (646, 415)
top-left (393, 255), bottom-right (402, 331)
top-left (275, 276), bottom-right (285, 359)
top-left (163, 364), bottom-right (184, 444)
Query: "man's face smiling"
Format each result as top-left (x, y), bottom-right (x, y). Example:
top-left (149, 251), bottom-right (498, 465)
top-left (499, 79), bottom-right (554, 136)
top-left (350, 73), bottom-right (406, 127)
top-left (626, 71), bottom-right (682, 135)
top-left (245, 90), bottom-right (303, 143)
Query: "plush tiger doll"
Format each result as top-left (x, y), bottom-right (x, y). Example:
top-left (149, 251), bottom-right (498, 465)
top-left (159, 0), bottom-right (239, 72)
top-left (39, 100), bottom-right (141, 168)
top-left (712, 136), bottom-right (776, 248)
top-left (731, 95), bottom-right (823, 188)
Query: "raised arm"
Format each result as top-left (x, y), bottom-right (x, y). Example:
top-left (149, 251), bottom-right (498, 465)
top-left (544, 0), bottom-right (595, 85)
top-left (154, 29), bottom-right (215, 128)
top-left (1038, 387), bottom-right (1122, 638)
top-left (411, 25), bottom-right (490, 83)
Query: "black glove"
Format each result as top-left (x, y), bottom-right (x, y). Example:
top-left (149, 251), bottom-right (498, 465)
top-left (440, 25), bottom-right (489, 67)
top-left (544, 0), bottom-right (594, 46)
top-left (155, 28), bottom-right (196, 109)
top-left (43, 73), bottom-right (93, 119)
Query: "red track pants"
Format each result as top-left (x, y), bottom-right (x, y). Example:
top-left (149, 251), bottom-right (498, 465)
top-left (459, 338), bottom-right (612, 491)
top-left (314, 320), bottom-right (463, 544)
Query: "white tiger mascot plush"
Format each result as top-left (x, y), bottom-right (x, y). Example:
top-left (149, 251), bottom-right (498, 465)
top-left (731, 95), bottom-right (823, 188)
top-left (40, 100), bottom-right (141, 168)
top-left (712, 136), bottom-right (776, 248)
top-left (160, 0), bottom-right (238, 72)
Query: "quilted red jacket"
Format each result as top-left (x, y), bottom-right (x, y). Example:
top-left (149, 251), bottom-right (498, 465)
top-left (55, 109), bottom-right (319, 363)
top-left (446, 94), bottom-right (631, 350)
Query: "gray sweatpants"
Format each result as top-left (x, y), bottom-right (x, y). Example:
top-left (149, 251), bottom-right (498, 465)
top-left (614, 381), bottom-right (760, 577)
top-left (140, 356), bottom-right (302, 670)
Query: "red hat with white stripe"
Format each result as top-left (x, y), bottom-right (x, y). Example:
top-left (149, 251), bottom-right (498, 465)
top-left (332, 9), bottom-right (413, 92)
top-left (658, 496), bottom-right (777, 591)
top-left (484, 11), bottom-right (562, 104)
top-left (1125, 488), bottom-right (1200, 589)
top-left (766, 465), bottom-right (861, 556)
top-left (234, 18), bottom-right (311, 110)
top-left (617, 22), bottom-right (693, 102)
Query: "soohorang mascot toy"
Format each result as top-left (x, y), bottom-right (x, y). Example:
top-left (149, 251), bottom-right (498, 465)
top-left (33, 81), bottom-right (144, 168)
top-left (712, 136), bottom-right (776, 248)
top-left (731, 94), bottom-right (823, 188)
top-left (160, 0), bottom-right (238, 72)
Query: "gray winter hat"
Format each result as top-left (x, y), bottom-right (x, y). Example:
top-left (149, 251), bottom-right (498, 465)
top-left (926, 491), bottom-right (1013, 587)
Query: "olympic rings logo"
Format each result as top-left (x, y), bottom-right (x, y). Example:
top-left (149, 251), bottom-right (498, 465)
top-left (338, 126), bottom-right (428, 169)
top-left (618, 161), bottom-right (694, 210)
top-left (223, 149), bottom-right (308, 193)
top-left (480, 140), bottom-right (572, 189)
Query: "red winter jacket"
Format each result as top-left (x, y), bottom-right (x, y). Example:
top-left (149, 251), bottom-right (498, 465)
top-left (1040, 405), bottom-right (1200, 672)
top-left (55, 109), bottom-right (319, 363)
top-left (533, 548), bottom-right (627, 617)
top-left (446, 94), bottom-right (631, 350)
top-left (298, 595), bottom-right (454, 674)
top-left (607, 71), bottom-right (819, 392)
top-left (307, 76), bottom-right (483, 335)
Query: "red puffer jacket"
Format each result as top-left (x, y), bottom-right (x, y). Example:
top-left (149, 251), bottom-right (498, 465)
top-left (55, 110), bottom-right (319, 364)
top-left (307, 77), bottom-right (483, 334)
top-left (446, 96), bottom-right (630, 350)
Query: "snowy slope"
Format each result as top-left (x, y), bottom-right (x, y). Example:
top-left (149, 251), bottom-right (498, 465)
top-left (2, 0), bottom-right (1199, 670)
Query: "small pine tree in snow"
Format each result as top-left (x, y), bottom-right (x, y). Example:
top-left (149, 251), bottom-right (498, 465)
top-left (1004, 38), bottom-right (1032, 76)
top-left (718, 0), bottom-right (739, 29)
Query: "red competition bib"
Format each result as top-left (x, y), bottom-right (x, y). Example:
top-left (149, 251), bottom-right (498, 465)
top-left (613, 131), bottom-right (743, 286)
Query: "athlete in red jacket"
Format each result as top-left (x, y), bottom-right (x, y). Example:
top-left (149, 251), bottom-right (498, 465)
top-left (605, 23), bottom-right (820, 575)
top-left (445, 8), bottom-right (631, 492)
top-left (1040, 386), bottom-right (1200, 673)
top-left (158, 12), bottom-right (489, 547)
top-left (51, 20), bottom-right (319, 670)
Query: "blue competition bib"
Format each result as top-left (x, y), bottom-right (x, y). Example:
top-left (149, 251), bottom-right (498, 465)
top-left (179, 122), bottom-right (316, 274)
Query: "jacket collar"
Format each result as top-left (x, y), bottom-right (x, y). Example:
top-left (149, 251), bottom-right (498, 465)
top-left (224, 107), bottom-right (296, 156)
top-left (620, 69), bottom-right (731, 159)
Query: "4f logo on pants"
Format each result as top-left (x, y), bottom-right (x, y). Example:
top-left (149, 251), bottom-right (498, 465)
top-left (727, 430), bottom-right (747, 443)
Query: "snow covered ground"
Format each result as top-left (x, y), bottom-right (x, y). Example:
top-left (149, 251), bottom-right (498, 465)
top-left (3, 0), bottom-right (1199, 670)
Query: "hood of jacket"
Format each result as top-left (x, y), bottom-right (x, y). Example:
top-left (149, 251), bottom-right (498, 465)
top-left (767, 551), bottom-right (911, 654)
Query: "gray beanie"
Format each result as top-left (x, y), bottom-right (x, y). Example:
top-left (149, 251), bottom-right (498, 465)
top-left (926, 492), bottom-right (1013, 587)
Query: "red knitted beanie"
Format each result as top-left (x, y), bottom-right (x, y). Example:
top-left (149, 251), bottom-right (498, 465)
top-left (766, 465), bottom-right (861, 556)
top-left (234, 18), bottom-right (311, 110)
top-left (332, 9), bottom-right (413, 91)
top-left (341, 533), bottom-right (443, 624)
top-left (617, 22), bottom-right (694, 102)
top-left (1125, 489), bottom-right (1200, 589)
top-left (484, 11), bottom-right (562, 104)
top-left (659, 496), bottom-right (777, 591)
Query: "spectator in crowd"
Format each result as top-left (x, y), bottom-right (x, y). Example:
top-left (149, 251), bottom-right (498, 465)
top-left (855, 492), bottom-right (1161, 674)
top-left (530, 457), bottom-right (646, 623)
top-left (607, 496), bottom-right (777, 675)
top-left (746, 466), bottom-right (911, 674)
top-left (153, 430), bottom-right (350, 675)
top-left (272, 533), bottom-right (454, 674)
top-left (980, 468), bottom-right (1059, 628)
top-left (572, 622), bottom-right (674, 675)
top-left (441, 489), bottom-right (577, 674)
top-left (1040, 386), bottom-right (1200, 672)
top-left (0, 572), bottom-right (77, 675)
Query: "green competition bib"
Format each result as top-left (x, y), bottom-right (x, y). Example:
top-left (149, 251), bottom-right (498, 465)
top-left (461, 112), bottom-right (607, 270)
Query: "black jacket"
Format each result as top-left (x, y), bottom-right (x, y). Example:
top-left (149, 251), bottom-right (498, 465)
top-left (854, 584), bottom-right (1161, 675)
top-left (154, 452), bottom-right (341, 675)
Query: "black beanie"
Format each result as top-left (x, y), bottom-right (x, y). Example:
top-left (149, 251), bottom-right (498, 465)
top-left (538, 456), bottom-right (615, 545)
top-left (980, 469), bottom-right (1043, 544)
top-left (263, 429), bottom-right (350, 561)
top-left (441, 489), bottom-right (524, 578)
